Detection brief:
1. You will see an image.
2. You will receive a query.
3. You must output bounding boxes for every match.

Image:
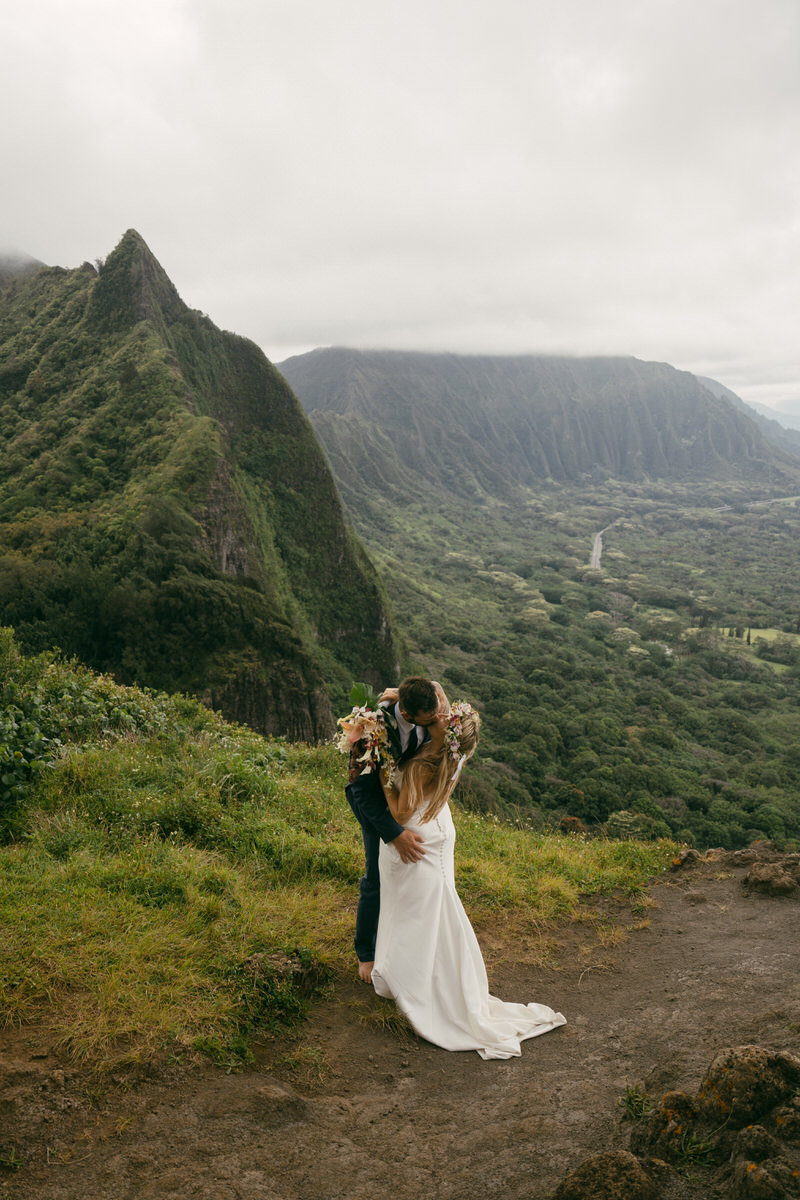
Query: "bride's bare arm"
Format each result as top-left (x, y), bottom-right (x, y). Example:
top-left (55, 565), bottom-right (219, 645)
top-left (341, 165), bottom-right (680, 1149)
top-left (380, 770), bottom-right (426, 862)
top-left (432, 680), bottom-right (449, 714)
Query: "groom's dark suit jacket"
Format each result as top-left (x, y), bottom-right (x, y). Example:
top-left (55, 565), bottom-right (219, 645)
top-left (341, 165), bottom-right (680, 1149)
top-left (345, 700), bottom-right (425, 843)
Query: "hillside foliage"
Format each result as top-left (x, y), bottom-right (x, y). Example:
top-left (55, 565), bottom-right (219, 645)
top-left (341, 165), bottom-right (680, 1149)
top-left (0, 234), bottom-right (398, 740)
top-left (283, 349), bottom-right (800, 852)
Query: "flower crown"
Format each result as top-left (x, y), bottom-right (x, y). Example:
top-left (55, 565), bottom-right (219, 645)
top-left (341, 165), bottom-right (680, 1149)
top-left (443, 701), bottom-right (477, 764)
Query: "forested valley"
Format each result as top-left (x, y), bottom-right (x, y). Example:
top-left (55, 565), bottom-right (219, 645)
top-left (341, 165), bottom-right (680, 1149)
top-left (283, 349), bottom-right (800, 851)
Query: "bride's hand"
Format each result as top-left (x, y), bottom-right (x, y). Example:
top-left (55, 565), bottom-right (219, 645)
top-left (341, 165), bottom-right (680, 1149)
top-left (427, 710), bottom-right (449, 751)
top-left (379, 687), bottom-right (399, 704)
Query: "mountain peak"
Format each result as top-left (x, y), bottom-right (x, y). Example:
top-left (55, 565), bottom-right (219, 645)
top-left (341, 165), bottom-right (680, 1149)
top-left (89, 229), bottom-right (184, 333)
top-left (0, 234), bottom-right (399, 736)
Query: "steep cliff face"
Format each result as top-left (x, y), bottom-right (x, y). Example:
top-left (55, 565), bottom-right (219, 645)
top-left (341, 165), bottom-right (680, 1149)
top-left (698, 374), bottom-right (800, 458)
top-left (281, 348), bottom-right (799, 502)
top-left (0, 232), bottom-right (398, 735)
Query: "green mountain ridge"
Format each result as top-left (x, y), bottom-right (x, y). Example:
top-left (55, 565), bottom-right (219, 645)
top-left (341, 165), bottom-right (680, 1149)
top-left (280, 348), bottom-right (799, 506)
top-left (0, 232), bottom-right (398, 735)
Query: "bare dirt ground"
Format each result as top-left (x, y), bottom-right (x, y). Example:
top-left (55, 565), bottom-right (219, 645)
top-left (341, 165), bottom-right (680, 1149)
top-left (2, 847), bottom-right (799, 1200)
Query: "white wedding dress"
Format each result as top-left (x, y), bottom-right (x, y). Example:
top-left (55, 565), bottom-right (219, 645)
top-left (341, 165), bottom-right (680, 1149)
top-left (371, 802), bottom-right (566, 1059)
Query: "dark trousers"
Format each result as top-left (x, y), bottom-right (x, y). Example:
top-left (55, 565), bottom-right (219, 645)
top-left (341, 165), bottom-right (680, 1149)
top-left (345, 774), bottom-right (403, 962)
top-left (354, 819), bottom-right (381, 963)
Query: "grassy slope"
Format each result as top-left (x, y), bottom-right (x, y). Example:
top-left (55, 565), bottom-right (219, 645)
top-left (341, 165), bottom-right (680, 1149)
top-left (0, 630), bottom-right (676, 1072)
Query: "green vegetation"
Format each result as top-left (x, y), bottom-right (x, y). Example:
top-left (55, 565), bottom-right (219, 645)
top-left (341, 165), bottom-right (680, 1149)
top-left (0, 630), bottom-right (676, 1071)
top-left (284, 350), bottom-right (800, 851)
top-left (358, 484), bottom-right (800, 851)
top-left (0, 233), bottom-right (397, 739)
top-left (284, 348), bottom-right (799, 498)
top-left (675, 1129), bottom-right (720, 1169)
top-left (8, 251), bottom-right (797, 1073)
top-left (618, 1084), bottom-right (653, 1120)
top-left (5, 245), bottom-right (800, 875)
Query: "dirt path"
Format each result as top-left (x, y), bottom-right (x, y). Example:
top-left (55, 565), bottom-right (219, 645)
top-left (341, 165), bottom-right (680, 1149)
top-left (589, 525), bottom-right (611, 571)
top-left (3, 849), bottom-right (799, 1200)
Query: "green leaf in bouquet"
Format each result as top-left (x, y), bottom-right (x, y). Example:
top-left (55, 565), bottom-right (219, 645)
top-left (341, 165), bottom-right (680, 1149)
top-left (349, 682), bottom-right (379, 709)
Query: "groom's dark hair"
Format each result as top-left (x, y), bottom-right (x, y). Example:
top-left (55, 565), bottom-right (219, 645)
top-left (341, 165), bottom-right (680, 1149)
top-left (398, 676), bottom-right (438, 718)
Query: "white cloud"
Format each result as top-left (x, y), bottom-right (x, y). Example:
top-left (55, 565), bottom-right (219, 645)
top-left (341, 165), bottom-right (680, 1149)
top-left (2, 0), bottom-right (798, 406)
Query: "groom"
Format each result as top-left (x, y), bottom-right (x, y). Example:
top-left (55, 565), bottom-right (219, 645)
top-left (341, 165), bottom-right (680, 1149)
top-left (345, 676), bottom-right (441, 982)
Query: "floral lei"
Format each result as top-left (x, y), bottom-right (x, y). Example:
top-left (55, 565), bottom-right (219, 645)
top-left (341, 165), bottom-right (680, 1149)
top-left (335, 704), bottom-right (393, 778)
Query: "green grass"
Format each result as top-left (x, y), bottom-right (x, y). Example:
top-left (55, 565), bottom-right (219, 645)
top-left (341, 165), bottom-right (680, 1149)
top-left (0, 635), bottom-right (678, 1073)
top-left (716, 626), bottom-right (800, 674)
top-left (618, 1084), bottom-right (653, 1120)
top-left (721, 627), bottom-right (800, 644)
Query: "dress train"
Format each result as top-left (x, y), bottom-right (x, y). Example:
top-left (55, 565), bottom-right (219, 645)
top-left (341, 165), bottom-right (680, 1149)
top-left (371, 803), bottom-right (566, 1060)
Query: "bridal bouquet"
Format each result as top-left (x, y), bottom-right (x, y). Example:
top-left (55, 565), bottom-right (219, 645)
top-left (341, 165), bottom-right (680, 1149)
top-left (335, 683), bottom-right (390, 776)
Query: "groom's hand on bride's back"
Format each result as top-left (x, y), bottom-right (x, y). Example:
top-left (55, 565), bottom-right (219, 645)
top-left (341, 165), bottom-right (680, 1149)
top-left (392, 828), bottom-right (426, 863)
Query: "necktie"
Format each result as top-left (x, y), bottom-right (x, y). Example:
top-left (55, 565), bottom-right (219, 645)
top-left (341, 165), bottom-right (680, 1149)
top-left (399, 728), bottom-right (419, 764)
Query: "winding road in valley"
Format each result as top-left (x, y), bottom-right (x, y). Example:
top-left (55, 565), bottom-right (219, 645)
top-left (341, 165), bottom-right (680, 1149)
top-left (590, 526), bottom-right (610, 570)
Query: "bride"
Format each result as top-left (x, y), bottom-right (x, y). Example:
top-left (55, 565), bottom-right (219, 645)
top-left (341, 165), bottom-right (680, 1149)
top-left (371, 692), bottom-right (566, 1060)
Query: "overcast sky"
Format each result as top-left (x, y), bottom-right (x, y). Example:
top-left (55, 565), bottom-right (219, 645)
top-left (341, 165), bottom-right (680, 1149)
top-left (2, 0), bottom-right (798, 410)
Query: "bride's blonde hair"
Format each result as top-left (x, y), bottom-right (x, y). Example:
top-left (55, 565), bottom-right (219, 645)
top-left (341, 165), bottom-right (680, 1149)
top-left (404, 707), bottom-right (481, 823)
